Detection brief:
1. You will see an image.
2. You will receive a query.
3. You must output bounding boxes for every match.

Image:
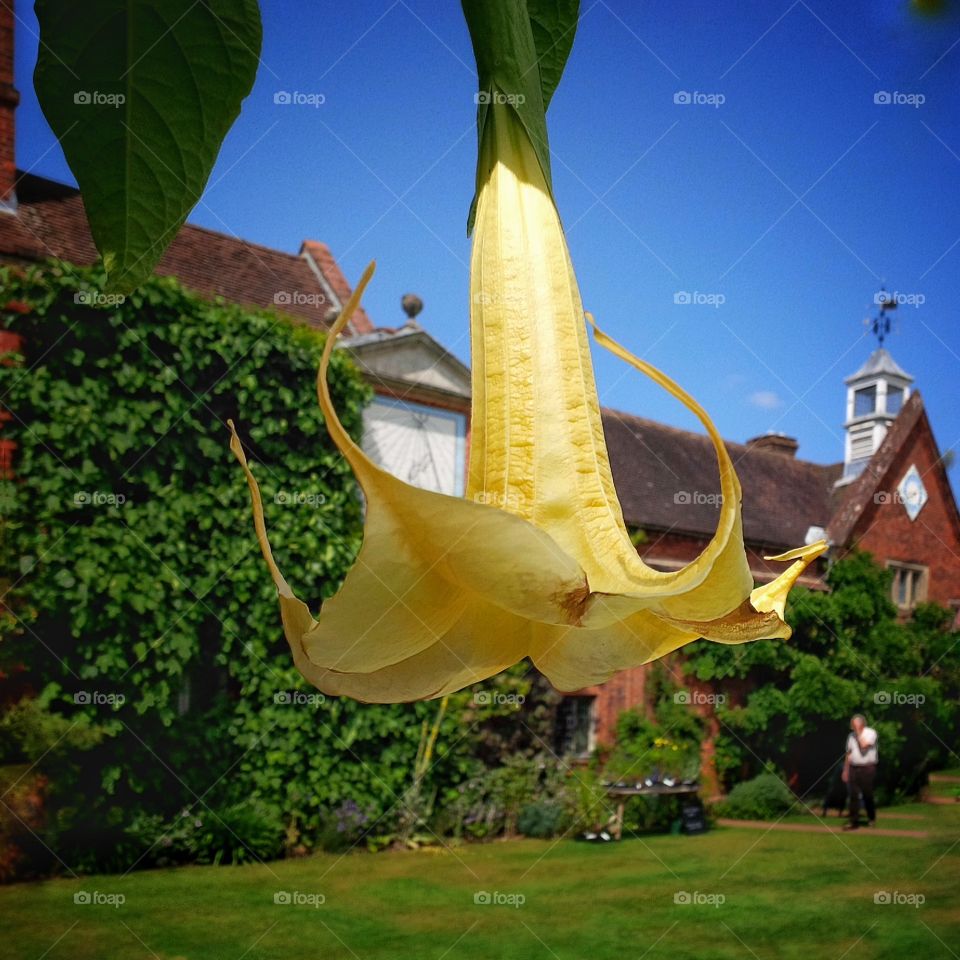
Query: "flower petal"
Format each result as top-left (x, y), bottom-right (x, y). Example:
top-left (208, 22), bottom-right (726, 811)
top-left (299, 599), bottom-right (530, 703)
top-left (229, 414), bottom-right (535, 701)
top-left (656, 541), bottom-right (830, 644)
top-left (531, 605), bottom-right (699, 692)
top-left (584, 316), bottom-right (754, 621)
top-left (468, 104), bottom-right (753, 624)
top-left (229, 265), bottom-right (590, 688)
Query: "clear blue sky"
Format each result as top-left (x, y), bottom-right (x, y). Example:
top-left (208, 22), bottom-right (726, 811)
top-left (12, 0), bottom-right (960, 477)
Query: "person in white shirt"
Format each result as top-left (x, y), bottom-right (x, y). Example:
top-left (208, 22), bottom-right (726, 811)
top-left (842, 714), bottom-right (878, 830)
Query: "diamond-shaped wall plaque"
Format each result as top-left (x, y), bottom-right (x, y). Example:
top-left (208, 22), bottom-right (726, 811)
top-left (897, 463), bottom-right (928, 522)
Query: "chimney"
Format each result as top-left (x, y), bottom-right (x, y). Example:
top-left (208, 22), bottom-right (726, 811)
top-left (0, 0), bottom-right (18, 210)
top-left (746, 432), bottom-right (799, 458)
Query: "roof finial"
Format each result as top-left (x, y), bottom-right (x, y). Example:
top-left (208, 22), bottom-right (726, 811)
top-left (401, 293), bottom-right (423, 323)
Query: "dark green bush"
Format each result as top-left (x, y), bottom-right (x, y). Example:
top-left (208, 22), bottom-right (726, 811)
top-left (316, 799), bottom-right (377, 853)
top-left (444, 753), bottom-right (607, 840)
top-left (603, 674), bottom-right (705, 785)
top-left (127, 799), bottom-right (284, 866)
top-left (716, 772), bottom-right (796, 821)
top-left (518, 801), bottom-right (567, 838)
top-left (449, 755), bottom-right (547, 839)
top-left (620, 794), bottom-right (686, 835)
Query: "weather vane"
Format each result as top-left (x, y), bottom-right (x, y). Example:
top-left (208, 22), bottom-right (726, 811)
top-left (867, 287), bottom-right (898, 347)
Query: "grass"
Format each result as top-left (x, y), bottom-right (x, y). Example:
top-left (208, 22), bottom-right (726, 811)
top-left (771, 799), bottom-right (939, 826)
top-left (1, 802), bottom-right (958, 960)
top-left (927, 771), bottom-right (960, 801)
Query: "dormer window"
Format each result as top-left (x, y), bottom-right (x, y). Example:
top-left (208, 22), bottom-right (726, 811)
top-left (854, 385), bottom-right (877, 417)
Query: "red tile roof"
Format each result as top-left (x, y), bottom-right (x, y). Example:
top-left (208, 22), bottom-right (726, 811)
top-left (300, 240), bottom-right (373, 334)
top-left (0, 172), bottom-right (372, 332)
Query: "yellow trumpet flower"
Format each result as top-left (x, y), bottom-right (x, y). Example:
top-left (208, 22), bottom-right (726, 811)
top-left (229, 103), bottom-right (826, 702)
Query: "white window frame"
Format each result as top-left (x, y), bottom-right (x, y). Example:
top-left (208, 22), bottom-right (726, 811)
top-left (887, 561), bottom-right (928, 611)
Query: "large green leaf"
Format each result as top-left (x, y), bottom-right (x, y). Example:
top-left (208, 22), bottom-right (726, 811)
top-left (34, 0), bottom-right (262, 293)
top-left (462, 0), bottom-right (580, 233)
top-left (526, 0), bottom-right (579, 110)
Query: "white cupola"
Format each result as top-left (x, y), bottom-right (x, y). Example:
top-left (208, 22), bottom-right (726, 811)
top-left (840, 347), bottom-right (913, 483)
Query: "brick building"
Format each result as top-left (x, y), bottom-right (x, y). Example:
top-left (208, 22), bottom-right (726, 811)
top-left (559, 363), bottom-right (960, 758)
top-left (2, 2), bottom-right (957, 775)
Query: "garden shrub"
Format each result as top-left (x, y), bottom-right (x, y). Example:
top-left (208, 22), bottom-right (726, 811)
top-left (620, 794), bottom-right (686, 835)
top-left (0, 697), bottom-right (117, 874)
top-left (604, 679), bottom-right (705, 786)
top-left (561, 766), bottom-right (614, 834)
top-left (127, 799), bottom-right (285, 866)
top-left (517, 801), bottom-right (567, 838)
top-left (445, 752), bottom-right (608, 841)
top-left (0, 764), bottom-right (46, 882)
top-left (450, 755), bottom-right (548, 839)
top-left (316, 799), bottom-right (377, 853)
top-left (716, 772), bottom-right (796, 821)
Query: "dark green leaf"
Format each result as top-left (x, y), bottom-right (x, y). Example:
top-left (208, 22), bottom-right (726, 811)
top-left (526, 0), bottom-right (579, 110)
top-left (33, 0), bottom-right (262, 292)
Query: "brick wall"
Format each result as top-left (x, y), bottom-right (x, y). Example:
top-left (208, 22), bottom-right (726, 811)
top-left (0, 329), bottom-right (20, 475)
top-left (581, 666), bottom-right (649, 749)
top-left (0, 0), bottom-right (18, 206)
top-left (847, 416), bottom-right (960, 607)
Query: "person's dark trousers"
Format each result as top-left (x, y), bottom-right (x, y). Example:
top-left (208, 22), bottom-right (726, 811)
top-left (849, 764), bottom-right (877, 826)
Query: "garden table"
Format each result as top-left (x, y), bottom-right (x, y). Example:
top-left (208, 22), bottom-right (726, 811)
top-left (605, 783), bottom-right (701, 840)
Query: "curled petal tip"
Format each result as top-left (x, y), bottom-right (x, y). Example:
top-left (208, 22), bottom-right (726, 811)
top-left (764, 540), bottom-right (829, 563)
top-left (227, 420), bottom-right (245, 462)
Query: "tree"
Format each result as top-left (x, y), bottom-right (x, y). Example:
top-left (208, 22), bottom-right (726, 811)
top-left (683, 552), bottom-right (959, 801)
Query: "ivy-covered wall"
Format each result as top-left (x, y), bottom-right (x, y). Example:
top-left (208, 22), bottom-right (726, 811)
top-left (0, 262), bottom-right (482, 871)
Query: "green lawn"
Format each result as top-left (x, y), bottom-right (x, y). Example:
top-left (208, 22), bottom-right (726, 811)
top-left (2, 803), bottom-right (958, 960)
top-left (927, 772), bottom-right (960, 801)
top-left (770, 799), bottom-right (944, 826)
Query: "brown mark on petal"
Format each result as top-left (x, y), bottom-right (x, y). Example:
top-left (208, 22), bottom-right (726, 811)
top-left (557, 578), bottom-right (592, 627)
top-left (663, 598), bottom-right (783, 642)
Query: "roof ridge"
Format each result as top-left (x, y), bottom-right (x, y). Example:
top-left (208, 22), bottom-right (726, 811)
top-left (14, 170), bottom-right (317, 268)
top-left (300, 240), bottom-right (374, 334)
top-left (600, 405), bottom-right (833, 470)
top-left (175, 221), bottom-right (305, 263)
